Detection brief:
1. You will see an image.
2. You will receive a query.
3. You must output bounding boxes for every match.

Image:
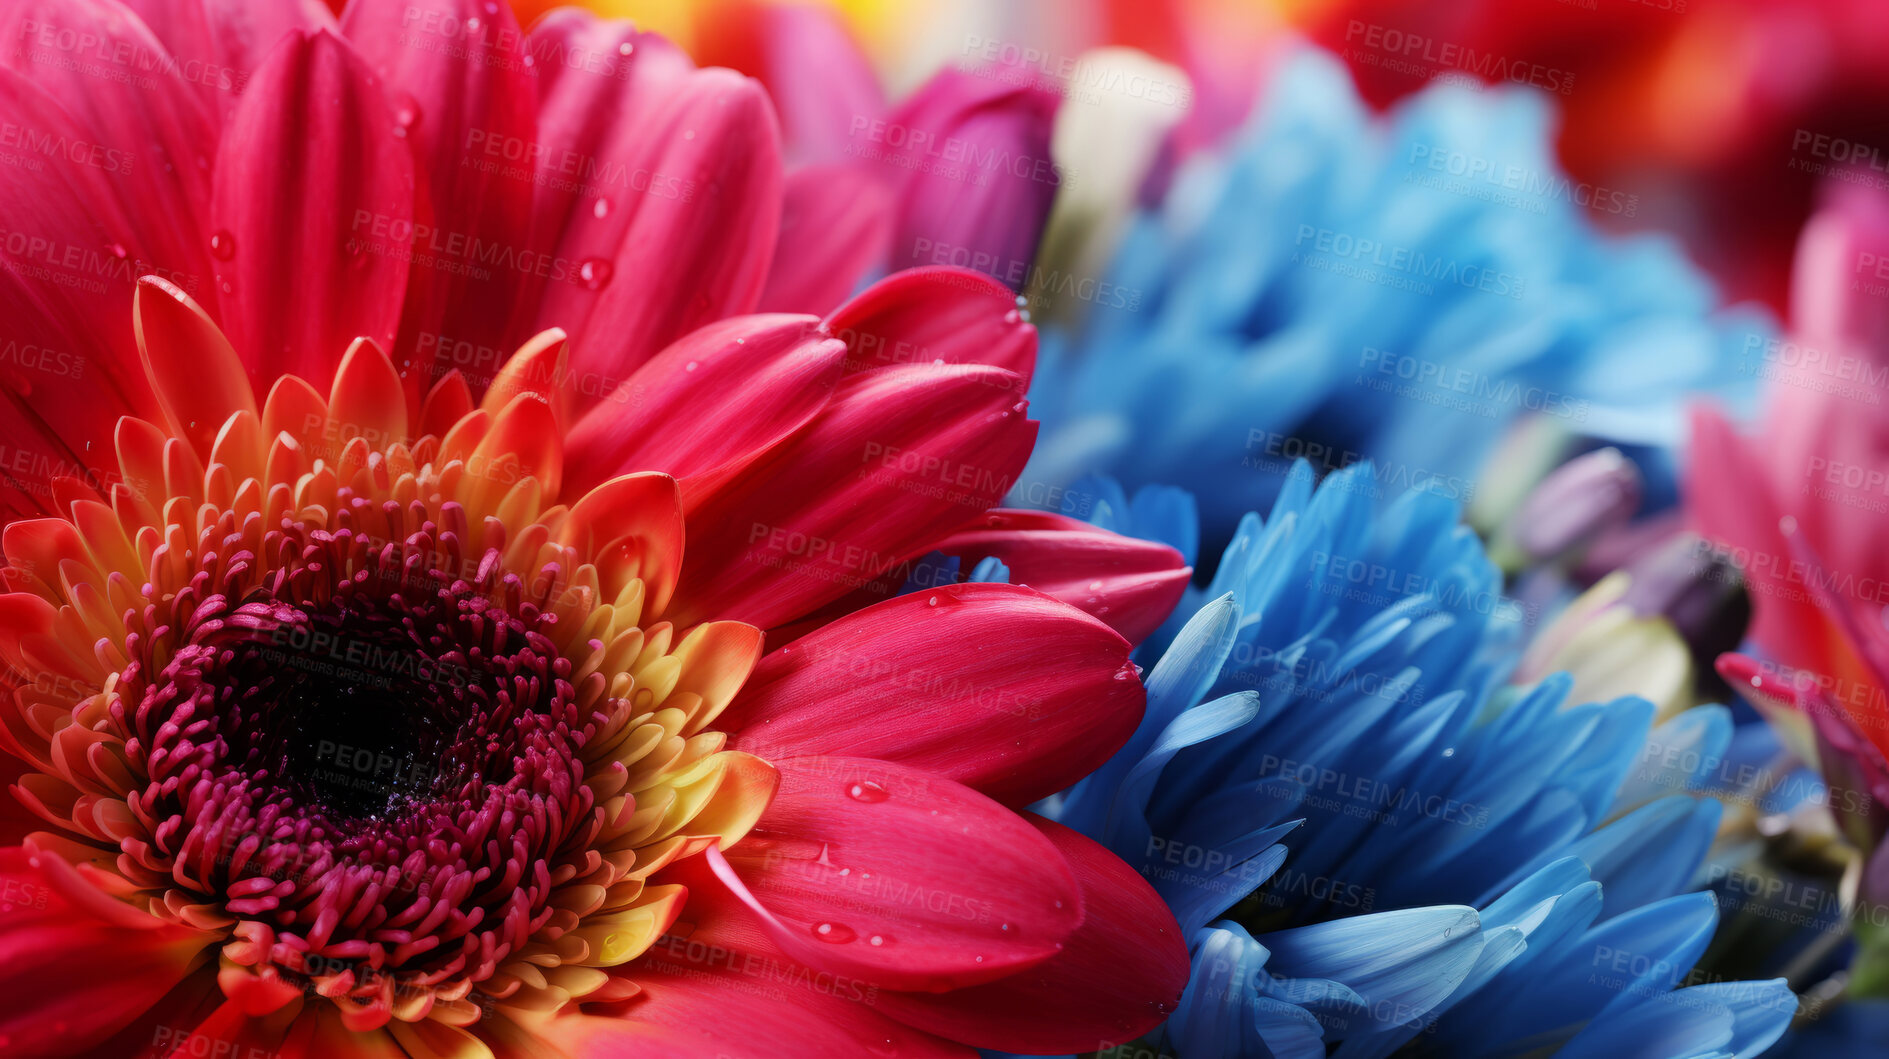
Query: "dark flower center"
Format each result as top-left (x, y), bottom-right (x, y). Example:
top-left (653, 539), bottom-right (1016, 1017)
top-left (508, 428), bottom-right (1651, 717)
top-left (111, 507), bottom-right (610, 1000)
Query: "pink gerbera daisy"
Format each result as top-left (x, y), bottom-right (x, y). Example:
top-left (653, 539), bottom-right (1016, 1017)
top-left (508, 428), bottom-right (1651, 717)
top-left (0, 1), bottom-right (1193, 1055)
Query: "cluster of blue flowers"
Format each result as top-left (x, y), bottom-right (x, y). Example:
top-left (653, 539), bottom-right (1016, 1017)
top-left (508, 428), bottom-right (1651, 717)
top-left (1033, 466), bottom-right (1795, 1057)
top-left (1026, 48), bottom-right (1768, 541)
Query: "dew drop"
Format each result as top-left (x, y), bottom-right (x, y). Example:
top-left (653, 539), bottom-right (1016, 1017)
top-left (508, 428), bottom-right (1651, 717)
top-left (393, 93), bottom-right (423, 135)
top-left (868, 934), bottom-right (887, 946)
top-left (465, 16), bottom-right (481, 32)
top-left (210, 229), bottom-right (236, 260)
top-left (1441, 747), bottom-right (1455, 757)
top-left (592, 197), bottom-right (611, 219)
top-left (107, 242), bottom-right (128, 260)
top-left (618, 41), bottom-right (635, 56)
top-left (999, 922), bottom-right (1011, 932)
top-left (847, 781), bottom-right (889, 803)
top-left (685, 361), bottom-right (698, 372)
top-left (1002, 309), bottom-right (1021, 324)
top-left (927, 595), bottom-right (939, 607)
top-left (579, 258), bottom-right (614, 290)
top-left (812, 921), bottom-right (857, 943)
top-left (974, 955), bottom-right (984, 963)
top-left (1088, 580), bottom-right (1103, 591)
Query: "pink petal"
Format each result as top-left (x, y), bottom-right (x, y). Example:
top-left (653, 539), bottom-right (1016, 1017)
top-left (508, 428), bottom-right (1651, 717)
top-left (123, 0), bottom-right (336, 122)
top-left (691, 1), bottom-right (885, 167)
top-left (1685, 406), bottom-right (1827, 675)
top-left (0, 847), bottom-right (214, 1055)
top-left (872, 814), bottom-right (1191, 1053)
top-left (826, 266), bottom-right (1037, 387)
top-left (755, 164), bottom-right (895, 316)
top-left (555, 857), bottom-right (974, 1058)
top-left (878, 69), bottom-right (1061, 291)
top-left (722, 582), bottom-right (1144, 807)
top-left (1793, 180), bottom-right (1889, 359)
top-left (933, 509), bottom-right (1191, 645)
top-left (562, 315), bottom-right (847, 500)
top-left (708, 755), bottom-right (1082, 991)
top-left (342, 0), bottom-right (540, 388)
top-left (526, 14), bottom-right (781, 406)
top-left (0, 69), bottom-right (162, 515)
top-left (209, 29), bottom-right (413, 394)
top-left (0, 0), bottom-right (219, 312)
top-left (667, 362), bottom-right (1036, 630)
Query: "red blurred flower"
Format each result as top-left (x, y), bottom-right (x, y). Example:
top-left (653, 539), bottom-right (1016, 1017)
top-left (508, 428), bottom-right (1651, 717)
top-left (1689, 181), bottom-right (1889, 868)
top-left (1295, 0), bottom-right (1889, 310)
top-left (0, 1), bottom-right (1191, 1055)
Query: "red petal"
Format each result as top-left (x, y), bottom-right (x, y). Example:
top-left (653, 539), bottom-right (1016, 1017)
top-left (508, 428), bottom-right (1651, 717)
top-left (559, 472), bottom-right (685, 620)
top-left (0, 847), bottom-right (214, 1055)
top-left (526, 14), bottom-right (781, 404)
top-left (933, 508), bottom-right (1192, 646)
top-left (210, 29), bottom-right (413, 392)
top-left (873, 815), bottom-right (1191, 1053)
top-left (557, 857), bottom-right (973, 1058)
top-left (0, 69), bottom-right (162, 516)
top-left (756, 164), bottom-right (895, 315)
top-left (722, 582), bottom-right (1144, 807)
top-left (123, 0), bottom-right (337, 122)
top-left (708, 756), bottom-right (1082, 992)
top-left (0, 0), bottom-right (219, 310)
top-left (668, 363), bottom-right (1036, 629)
top-left (342, 0), bottom-right (540, 384)
top-left (563, 315), bottom-right (846, 499)
top-left (135, 277), bottom-right (258, 458)
top-left (826, 267), bottom-right (1037, 387)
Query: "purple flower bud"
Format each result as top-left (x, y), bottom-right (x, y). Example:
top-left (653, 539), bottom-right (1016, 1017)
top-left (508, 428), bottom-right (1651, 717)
top-left (1510, 448), bottom-right (1642, 563)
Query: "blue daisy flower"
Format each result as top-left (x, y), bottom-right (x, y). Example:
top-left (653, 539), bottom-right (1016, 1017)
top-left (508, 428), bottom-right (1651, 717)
top-left (1025, 46), bottom-right (1770, 541)
top-left (1037, 463), bottom-right (1796, 1056)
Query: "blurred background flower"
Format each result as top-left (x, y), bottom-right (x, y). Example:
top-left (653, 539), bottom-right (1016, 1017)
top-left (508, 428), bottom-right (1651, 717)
top-left (1027, 46), bottom-right (1767, 550)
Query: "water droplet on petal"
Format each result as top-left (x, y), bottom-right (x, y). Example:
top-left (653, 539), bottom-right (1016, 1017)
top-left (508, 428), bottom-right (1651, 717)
top-left (1088, 580), bottom-right (1103, 591)
top-left (107, 242), bottom-right (128, 260)
top-left (847, 781), bottom-right (889, 803)
top-left (210, 230), bottom-right (236, 260)
top-left (812, 921), bottom-right (857, 943)
top-left (592, 197), bottom-right (611, 219)
top-left (927, 596), bottom-right (939, 607)
top-left (685, 361), bottom-right (698, 372)
top-left (579, 258), bottom-right (614, 290)
top-left (393, 93), bottom-right (423, 136)
top-left (618, 41), bottom-right (635, 56)
top-left (868, 934), bottom-right (887, 946)
top-left (1003, 309), bottom-right (1021, 324)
